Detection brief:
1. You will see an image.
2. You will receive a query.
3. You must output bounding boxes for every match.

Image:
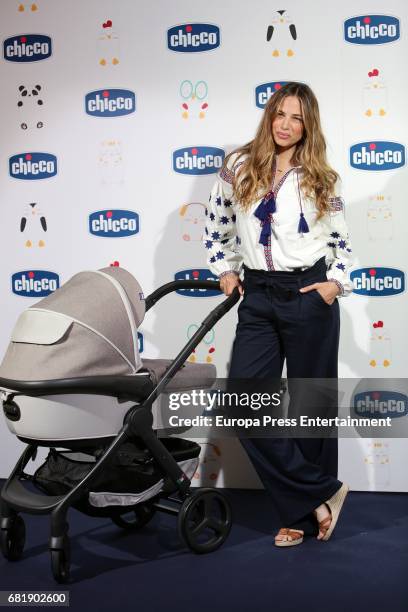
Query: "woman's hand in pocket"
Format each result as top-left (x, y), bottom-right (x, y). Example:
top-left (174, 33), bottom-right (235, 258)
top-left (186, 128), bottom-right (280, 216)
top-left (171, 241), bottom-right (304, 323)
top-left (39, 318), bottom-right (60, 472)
top-left (299, 281), bottom-right (340, 305)
top-left (219, 272), bottom-right (244, 297)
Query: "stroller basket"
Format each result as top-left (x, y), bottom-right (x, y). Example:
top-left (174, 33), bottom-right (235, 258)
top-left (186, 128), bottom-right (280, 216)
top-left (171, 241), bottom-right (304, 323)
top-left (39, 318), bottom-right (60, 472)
top-left (33, 438), bottom-right (201, 508)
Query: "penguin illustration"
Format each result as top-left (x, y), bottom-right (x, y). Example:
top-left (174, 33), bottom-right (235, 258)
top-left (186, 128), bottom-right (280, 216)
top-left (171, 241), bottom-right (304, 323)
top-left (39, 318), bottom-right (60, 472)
top-left (363, 68), bottom-right (387, 117)
top-left (180, 80), bottom-right (209, 119)
top-left (367, 195), bottom-right (393, 241)
top-left (179, 202), bottom-right (206, 241)
top-left (17, 84), bottom-right (44, 129)
top-left (267, 9), bottom-right (297, 57)
top-left (97, 19), bottom-right (120, 66)
top-left (20, 202), bottom-right (47, 247)
top-left (369, 320), bottom-right (392, 368)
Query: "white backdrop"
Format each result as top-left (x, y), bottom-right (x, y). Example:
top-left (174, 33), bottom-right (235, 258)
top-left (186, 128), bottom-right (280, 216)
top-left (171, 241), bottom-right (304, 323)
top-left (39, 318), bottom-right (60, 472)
top-left (0, 0), bottom-right (407, 491)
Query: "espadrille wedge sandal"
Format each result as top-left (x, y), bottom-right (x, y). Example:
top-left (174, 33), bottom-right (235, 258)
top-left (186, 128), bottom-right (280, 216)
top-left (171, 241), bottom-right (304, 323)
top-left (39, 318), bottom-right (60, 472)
top-left (274, 527), bottom-right (304, 547)
top-left (318, 482), bottom-right (349, 541)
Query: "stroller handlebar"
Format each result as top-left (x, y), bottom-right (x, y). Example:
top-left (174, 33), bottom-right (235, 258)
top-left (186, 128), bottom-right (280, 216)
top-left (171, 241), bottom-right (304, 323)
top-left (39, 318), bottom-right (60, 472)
top-left (144, 280), bottom-right (239, 311)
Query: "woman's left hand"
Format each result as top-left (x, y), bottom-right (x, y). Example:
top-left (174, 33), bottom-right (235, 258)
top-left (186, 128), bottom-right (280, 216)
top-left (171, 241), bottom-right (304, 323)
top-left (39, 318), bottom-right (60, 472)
top-left (299, 281), bottom-right (340, 305)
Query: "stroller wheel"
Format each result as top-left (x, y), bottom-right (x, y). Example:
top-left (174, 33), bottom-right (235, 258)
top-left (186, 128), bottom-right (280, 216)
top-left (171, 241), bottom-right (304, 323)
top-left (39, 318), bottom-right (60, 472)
top-left (178, 488), bottom-right (232, 554)
top-left (0, 515), bottom-right (26, 561)
top-left (50, 536), bottom-right (71, 584)
top-left (111, 503), bottom-right (156, 530)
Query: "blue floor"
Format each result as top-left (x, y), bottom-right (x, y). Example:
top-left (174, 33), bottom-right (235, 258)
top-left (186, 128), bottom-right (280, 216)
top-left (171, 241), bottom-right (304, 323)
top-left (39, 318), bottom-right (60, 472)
top-left (0, 484), bottom-right (407, 612)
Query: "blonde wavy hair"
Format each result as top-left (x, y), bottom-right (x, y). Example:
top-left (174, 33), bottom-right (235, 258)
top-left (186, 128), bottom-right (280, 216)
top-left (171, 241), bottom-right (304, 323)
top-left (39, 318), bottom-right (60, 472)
top-left (223, 82), bottom-right (339, 220)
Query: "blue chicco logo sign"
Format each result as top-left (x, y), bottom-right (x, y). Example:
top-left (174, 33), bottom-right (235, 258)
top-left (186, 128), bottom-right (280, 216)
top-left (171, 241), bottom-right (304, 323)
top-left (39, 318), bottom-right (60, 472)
top-left (344, 15), bottom-right (400, 44)
top-left (9, 153), bottom-right (57, 180)
top-left (255, 82), bottom-right (289, 109)
top-left (3, 34), bottom-right (52, 62)
top-left (173, 147), bottom-right (224, 175)
top-left (85, 89), bottom-right (136, 117)
top-left (167, 23), bottom-right (220, 52)
top-left (351, 267), bottom-right (405, 296)
top-left (12, 270), bottom-right (60, 297)
top-left (175, 269), bottom-right (221, 296)
top-left (89, 210), bottom-right (140, 237)
top-left (349, 142), bottom-right (405, 170)
top-left (353, 391), bottom-right (408, 418)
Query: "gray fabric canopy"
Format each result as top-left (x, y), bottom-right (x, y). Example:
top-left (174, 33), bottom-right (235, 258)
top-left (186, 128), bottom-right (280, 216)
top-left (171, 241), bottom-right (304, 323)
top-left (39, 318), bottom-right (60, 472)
top-left (0, 267), bottom-right (145, 381)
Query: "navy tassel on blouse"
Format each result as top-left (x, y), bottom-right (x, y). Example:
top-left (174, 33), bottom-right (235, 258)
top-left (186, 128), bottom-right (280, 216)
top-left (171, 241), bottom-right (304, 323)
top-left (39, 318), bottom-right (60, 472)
top-left (254, 191), bottom-right (276, 246)
top-left (297, 212), bottom-right (310, 234)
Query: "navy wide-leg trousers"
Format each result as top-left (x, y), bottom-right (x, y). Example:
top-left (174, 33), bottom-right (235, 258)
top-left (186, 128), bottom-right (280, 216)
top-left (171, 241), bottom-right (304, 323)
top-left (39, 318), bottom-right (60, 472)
top-left (228, 255), bottom-right (343, 535)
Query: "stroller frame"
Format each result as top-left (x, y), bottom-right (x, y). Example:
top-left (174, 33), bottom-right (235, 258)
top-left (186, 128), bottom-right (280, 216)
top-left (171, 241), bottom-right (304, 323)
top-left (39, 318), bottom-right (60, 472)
top-left (0, 280), bottom-right (240, 582)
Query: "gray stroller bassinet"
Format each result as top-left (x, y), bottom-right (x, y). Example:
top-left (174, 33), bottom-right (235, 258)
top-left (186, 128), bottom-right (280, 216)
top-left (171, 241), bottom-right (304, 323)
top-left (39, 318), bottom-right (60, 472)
top-left (0, 266), bottom-right (240, 583)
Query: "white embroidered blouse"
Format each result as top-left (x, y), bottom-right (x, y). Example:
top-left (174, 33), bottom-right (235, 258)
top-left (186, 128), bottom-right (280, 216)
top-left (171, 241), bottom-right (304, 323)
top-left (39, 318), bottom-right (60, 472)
top-left (203, 153), bottom-right (354, 297)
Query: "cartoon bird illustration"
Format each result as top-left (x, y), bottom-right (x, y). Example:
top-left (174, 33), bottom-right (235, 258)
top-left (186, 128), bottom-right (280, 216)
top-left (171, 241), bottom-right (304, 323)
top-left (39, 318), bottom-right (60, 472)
top-left (369, 320), bottom-right (392, 368)
top-left (363, 68), bottom-right (388, 117)
top-left (17, 84), bottom-right (44, 129)
top-left (266, 9), bottom-right (297, 57)
top-left (98, 19), bottom-right (120, 66)
top-left (179, 202), bottom-right (206, 241)
top-left (180, 80), bottom-right (209, 119)
top-left (20, 202), bottom-right (47, 248)
top-left (193, 442), bottom-right (222, 483)
top-left (17, 3), bottom-right (38, 11)
top-left (364, 440), bottom-right (390, 488)
top-left (98, 139), bottom-right (124, 184)
top-left (187, 324), bottom-right (215, 363)
top-left (367, 195), bottom-right (393, 241)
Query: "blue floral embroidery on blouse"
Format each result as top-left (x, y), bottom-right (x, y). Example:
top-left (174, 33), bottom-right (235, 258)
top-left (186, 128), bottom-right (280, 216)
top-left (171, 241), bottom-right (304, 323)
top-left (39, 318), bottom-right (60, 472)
top-left (220, 216), bottom-right (229, 225)
top-left (216, 251), bottom-right (225, 260)
top-left (336, 262), bottom-right (346, 271)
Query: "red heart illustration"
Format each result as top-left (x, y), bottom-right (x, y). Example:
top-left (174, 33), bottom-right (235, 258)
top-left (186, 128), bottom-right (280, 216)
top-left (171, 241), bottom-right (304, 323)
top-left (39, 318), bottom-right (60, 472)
top-left (103, 19), bottom-right (112, 28)
top-left (373, 68), bottom-right (379, 76)
top-left (110, 260), bottom-right (120, 267)
top-left (368, 71), bottom-right (373, 77)
top-left (377, 320), bottom-right (383, 327)
top-left (209, 347), bottom-right (215, 354)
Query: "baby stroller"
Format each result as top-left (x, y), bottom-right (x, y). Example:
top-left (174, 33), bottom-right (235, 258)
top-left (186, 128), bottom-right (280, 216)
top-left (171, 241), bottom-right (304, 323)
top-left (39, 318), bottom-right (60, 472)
top-left (0, 266), bottom-right (239, 583)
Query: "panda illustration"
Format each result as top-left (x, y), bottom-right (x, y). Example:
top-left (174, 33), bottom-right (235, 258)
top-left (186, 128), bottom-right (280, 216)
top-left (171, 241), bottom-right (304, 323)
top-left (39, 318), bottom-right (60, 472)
top-left (17, 84), bottom-right (44, 129)
top-left (367, 195), bottom-right (393, 241)
top-left (179, 202), bottom-right (206, 241)
top-left (266, 9), bottom-right (297, 57)
top-left (180, 80), bottom-right (209, 119)
top-left (20, 202), bottom-right (47, 247)
top-left (363, 68), bottom-right (388, 117)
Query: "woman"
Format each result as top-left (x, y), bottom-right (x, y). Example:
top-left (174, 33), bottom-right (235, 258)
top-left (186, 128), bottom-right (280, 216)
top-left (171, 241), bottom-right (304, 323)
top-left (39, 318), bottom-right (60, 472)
top-left (203, 82), bottom-right (353, 546)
